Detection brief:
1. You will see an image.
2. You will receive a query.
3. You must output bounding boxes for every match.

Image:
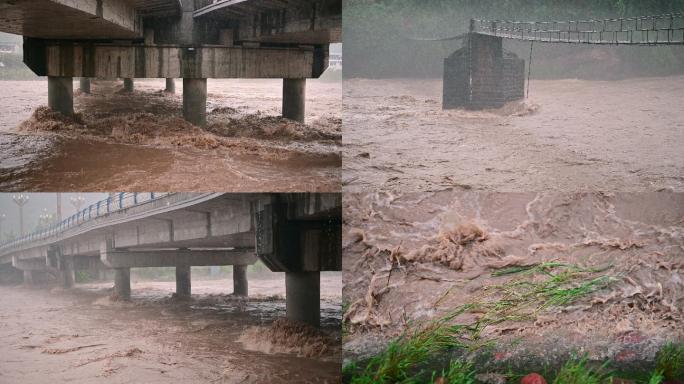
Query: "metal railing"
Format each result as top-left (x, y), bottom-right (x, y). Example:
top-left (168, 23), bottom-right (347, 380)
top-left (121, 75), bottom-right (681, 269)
top-left (472, 13), bottom-right (684, 45)
top-left (0, 192), bottom-right (171, 252)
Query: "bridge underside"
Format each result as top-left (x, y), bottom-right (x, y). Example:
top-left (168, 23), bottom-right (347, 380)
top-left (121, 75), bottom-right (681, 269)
top-left (0, 0), bottom-right (142, 39)
top-left (0, 193), bottom-right (341, 327)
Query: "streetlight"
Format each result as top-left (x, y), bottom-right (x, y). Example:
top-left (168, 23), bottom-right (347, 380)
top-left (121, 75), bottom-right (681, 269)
top-left (12, 194), bottom-right (29, 236)
top-left (39, 208), bottom-right (53, 229)
top-left (70, 194), bottom-right (85, 213)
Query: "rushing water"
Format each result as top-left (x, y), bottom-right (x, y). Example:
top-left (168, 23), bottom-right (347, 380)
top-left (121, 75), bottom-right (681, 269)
top-left (343, 191), bottom-right (684, 365)
top-left (0, 79), bottom-right (341, 192)
top-left (343, 76), bottom-right (684, 192)
top-left (0, 275), bottom-right (342, 383)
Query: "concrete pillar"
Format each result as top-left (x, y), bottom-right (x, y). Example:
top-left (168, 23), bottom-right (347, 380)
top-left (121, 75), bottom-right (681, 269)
top-left (282, 78), bottom-right (306, 123)
top-left (79, 77), bottom-right (91, 94)
top-left (182, 78), bottom-right (207, 126)
top-left (123, 78), bottom-right (134, 92)
top-left (165, 78), bottom-right (175, 93)
top-left (62, 257), bottom-right (74, 289)
top-left (175, 265), bottom-right (191, 297)
top-left (23, 270), bottom-right (34, 286)
top-left (48, 76), bottom-right (74, 116)
top-left (233, 265), bottom-right (248, 296)
top-left (114, 268), bottom-right (130, 300)
top-left (286, 271), bottom-right (320, 327)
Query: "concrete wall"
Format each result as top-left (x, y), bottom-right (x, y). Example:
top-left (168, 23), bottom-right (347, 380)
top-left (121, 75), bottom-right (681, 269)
top-left (443, 34), bottom-right (525, 110)
top-left (37, 43), bottom-right (316, 78)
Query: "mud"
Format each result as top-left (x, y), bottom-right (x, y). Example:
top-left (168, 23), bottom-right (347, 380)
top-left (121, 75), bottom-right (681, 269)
top-left (0, 79), bottom-right (341, 191)
top-left (343, 76), bottom-right (684, 192)
top-left (342, 191), bottom-right (684, 366)
top-left (0, 274), bottom-right (342, 383)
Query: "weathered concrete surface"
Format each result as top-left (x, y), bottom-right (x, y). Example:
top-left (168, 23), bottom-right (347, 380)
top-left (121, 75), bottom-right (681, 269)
top-left (182, 78), bottom-right (207, 126)
top-left (175, 265), bottom-right (191, 296)
top-left (283, 78), bottom-right (306, 123)
top-left (47, 76), bottom-right (74, 116)
top-left (233, 264), bottom-right (248, 296)
top-left (37, 43), bottom-right (318, 79)
top-left (100, 248), bottom-right (257, 269)
top-left (0, 0), bottom-right (144, 39)
top-left (114, 267), bottom-right (131, 299)
top-left (286, 271), bottom-right (320, 327)
top-left (123, 78), bottom-right (135, 92)
top-left (195, 0), bottom-right (342, 44)
top-left (79, 77), bottom-right (91, 94)
top-left (165, 77), bottom-right (175, 93)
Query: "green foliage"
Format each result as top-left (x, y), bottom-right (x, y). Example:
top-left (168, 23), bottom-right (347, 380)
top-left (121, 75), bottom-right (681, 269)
top-left (655, 342), bottom-right (684, 380)
top-left (647, 370), bottom-right (664, 384)
top-left (552, 356), bottom-right (611, 384)
top-left (437, 360), bottom-right (477, 384)
top-left (346, 263), bottom-right (616, 383)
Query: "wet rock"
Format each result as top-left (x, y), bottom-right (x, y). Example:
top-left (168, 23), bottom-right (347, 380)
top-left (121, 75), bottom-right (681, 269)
top-left (520, 373), bottom-right (547, 384)
top-left (476, 372), bottom-right (507, 384)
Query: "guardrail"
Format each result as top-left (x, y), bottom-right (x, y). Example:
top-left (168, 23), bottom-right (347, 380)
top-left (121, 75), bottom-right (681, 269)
top-left (0, 192), bottom-right (171, 252)
top-left (472, 13), bottom-right (684, 45)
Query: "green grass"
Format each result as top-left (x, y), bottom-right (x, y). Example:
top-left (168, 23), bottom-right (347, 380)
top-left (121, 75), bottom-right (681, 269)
top-left (655, 342), bottom-right (684, 380)
top-left (647, 370), bottom-right (664, 384)
top-left (552, 356), bottom-right (610, 384)
top-left (345, 262), bottom-right (618, 382)
top-left (434, 360), bottom-right (477, 384)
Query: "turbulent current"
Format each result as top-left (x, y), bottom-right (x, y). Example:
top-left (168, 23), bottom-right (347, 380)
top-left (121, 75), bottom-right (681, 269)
top-left (342, 191), bottom-right (684, 366)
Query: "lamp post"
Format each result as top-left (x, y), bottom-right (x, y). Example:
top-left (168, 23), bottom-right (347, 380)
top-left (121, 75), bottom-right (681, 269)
top-left (56, 192), bottom-right (62, 222)
top-left (39, 208), bottom-right (53, 229)
top-left (12, 194), bottom-right (29, 236)
top-left (70, 194), bottom-right (85, 213)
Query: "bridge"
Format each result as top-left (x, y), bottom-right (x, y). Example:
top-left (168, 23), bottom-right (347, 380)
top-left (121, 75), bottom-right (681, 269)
top-left (0, 192), bottom-right (341, 327)
top-left (0, 0), bottom-right (341, 125)
top-left (442, 13), bottom-right (683, 110)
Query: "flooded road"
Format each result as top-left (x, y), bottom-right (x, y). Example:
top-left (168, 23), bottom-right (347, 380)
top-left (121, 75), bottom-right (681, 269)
top-left (0, 79), bottom-right (341, 192)
top-left (342, 191), bottom-right (684, 366)
top-left (343, 76), bottom-right (684, 192)
top-left (0, 274), bottom-right (342, 383)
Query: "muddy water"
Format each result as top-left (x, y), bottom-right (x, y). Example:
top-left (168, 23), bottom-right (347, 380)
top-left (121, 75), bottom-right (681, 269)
top-left (342, 191), bottom-right (684, 363)
top-left (0, 274), bottom-right (342, 383)
top-left (343, 76), bottom-right (684, 192)
top-left (0, 79), bottom-right (341, 192)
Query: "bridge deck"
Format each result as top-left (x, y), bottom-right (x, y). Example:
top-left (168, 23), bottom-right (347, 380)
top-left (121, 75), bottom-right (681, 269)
top-left (473, 13), bottom-right (684, 45)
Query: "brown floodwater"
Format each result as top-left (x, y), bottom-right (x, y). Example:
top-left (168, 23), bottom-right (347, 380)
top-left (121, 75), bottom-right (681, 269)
top-left (0, 79), bottom-right (341, 192)
top-left (0, 273), bottom-right (342, 383)
top-left (342, 191), bottom-right (684, 364)
top-left (343, 76), bottom-right (684, 192)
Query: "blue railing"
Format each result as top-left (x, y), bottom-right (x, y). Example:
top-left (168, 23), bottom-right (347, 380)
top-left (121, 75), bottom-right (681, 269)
top-left (0, 192), bottom-right (170, 252)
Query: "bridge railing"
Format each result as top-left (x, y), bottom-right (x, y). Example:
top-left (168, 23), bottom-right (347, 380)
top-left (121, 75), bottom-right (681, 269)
top-left (472, 13), bottom-right (684, 45)
top-left (0, 192), bottom-right (171, 253)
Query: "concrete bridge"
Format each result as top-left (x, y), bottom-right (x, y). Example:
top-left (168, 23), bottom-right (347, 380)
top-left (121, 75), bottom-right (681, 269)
top-left (0, 192), bottom-right (341, 327)
top-left (0, 0), bottom-right (341, 125)
top-left (443, 13), bottom-right (684, 109)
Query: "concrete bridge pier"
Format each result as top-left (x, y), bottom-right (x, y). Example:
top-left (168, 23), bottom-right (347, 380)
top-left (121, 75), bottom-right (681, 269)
top-left (48, 76), bottom-right (74, 116)
top-left (165, 78), bottom-right (176, 93)
top-left (282, 78), bottom-right (306, 123)
top-left (79, 78), bottom-right (91, 94)
top-left (114, 268), bottom-right (131, 300)
top-left (23, 270), bottom-right (35, 286)
top-left (175, 265), bottom-right (191, 297)
top-left (286, 271), bottom-right (320, 327)
top-left (182, 78), bottom-right (207, 126)
top-left (61, 256), bottom-right (75, 289)
top-left (233, 265), bottom-right (248, 296)
top-left (123, 78), bottom-right (135, 92)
